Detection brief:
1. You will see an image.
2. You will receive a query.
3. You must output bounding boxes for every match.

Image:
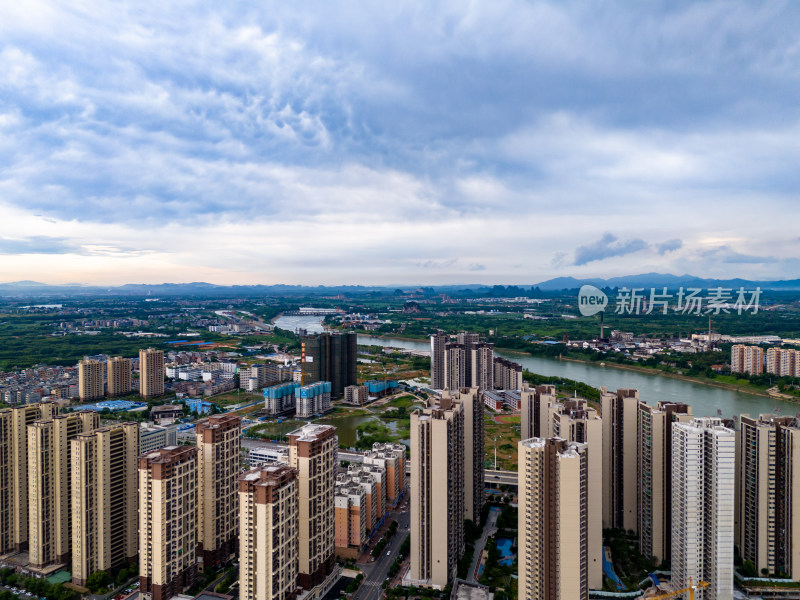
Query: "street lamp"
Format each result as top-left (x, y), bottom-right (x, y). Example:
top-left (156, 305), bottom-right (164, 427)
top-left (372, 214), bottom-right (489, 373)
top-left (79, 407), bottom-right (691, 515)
top-left (494, 436), bottom-right (498, 471)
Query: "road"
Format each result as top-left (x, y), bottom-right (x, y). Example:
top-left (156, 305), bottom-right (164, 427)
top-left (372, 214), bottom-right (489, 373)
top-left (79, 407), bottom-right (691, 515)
top-left (467, 506), bottom-right (500, 582)
top-left (354, 509), bottom-right (410, 600)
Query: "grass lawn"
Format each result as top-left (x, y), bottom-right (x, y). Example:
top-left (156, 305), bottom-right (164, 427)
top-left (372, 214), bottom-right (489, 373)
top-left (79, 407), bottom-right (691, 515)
top-left (484, 413), bottom-right (521, 470)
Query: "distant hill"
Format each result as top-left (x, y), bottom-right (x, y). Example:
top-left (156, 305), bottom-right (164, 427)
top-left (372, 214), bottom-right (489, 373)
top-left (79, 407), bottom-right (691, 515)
top-left (2, 273), bottom-right (799, 298)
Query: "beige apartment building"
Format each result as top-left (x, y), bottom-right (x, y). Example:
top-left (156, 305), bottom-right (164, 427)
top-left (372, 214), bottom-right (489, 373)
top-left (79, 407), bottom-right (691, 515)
top-left (28, 411), bottom-right (98, 569)
top-left (410, 395), bottom-right (465, 588)
top-left (363, 442), bottom-right (405, 506)
top-left (107, 356), bottom-right (133, 397)
top-left (518, 437), bottom-right (589, 600)
top-left (739, 414), bottom-right (800, 579)
top-left (443, 342), bottom-right (467, 390)
top-left (551, 399), bottom-right (603, 589)
top-left (196, 414), bottom-right (242, 568)
top-left (601, 388), bottom-right (640, 532)
top-left (346, 464), bottom-right (382, 532)
top-left (637, 401), bottom-right (693, 564)
top-left (72, 422), bottom-right (139, 586)
top-left (0, 401), bottom-right (58, 554)
top-left (334, 475), bottom-right (367, 557)
top-left (470, 342), bottom-right (495, 390)
top-left (731, 344), bottom-right (764, 375)
top-left (238, 465), bottom-right (299, 600)
top-left (520, 384), bottom-right (557, 440)
top-left (139, 446), bottom-right (198, 600)
top-left (79, 359), bottom-right (105, 401)
top-left (288, 424), bottom-right (337, 590)
top-left (139, 348), bottom-right (165, 399)
top-left (766, 347), bottom-right (799, 377)
top-left (442, 388), bottom-right (484, 523)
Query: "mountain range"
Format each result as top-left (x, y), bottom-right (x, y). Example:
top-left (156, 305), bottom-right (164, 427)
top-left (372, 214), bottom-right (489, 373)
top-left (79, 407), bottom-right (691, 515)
top-left (1, 273), bottom-right (800, 297)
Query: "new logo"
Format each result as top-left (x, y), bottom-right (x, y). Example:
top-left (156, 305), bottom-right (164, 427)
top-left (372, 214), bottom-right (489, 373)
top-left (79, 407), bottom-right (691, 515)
top-left (578, 285), bottom-right (608, 317)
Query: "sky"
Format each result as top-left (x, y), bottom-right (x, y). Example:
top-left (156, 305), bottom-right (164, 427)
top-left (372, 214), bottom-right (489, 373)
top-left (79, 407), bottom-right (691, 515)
top-left (1, 1), bottom-right (799, 286)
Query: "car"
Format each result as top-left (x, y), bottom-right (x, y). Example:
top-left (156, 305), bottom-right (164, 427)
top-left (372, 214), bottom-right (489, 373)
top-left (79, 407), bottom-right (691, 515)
top-left (386, 551), bottom-right (391, 556)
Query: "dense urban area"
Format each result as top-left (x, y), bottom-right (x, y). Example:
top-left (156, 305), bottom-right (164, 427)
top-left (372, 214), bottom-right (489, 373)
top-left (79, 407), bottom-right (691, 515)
top-left (1, 285), bottom-right (800, 600)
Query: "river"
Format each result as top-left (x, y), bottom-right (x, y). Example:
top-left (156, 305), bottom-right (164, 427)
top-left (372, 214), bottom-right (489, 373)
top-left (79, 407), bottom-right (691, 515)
top-left (357, 334), bottom-right (799, 420)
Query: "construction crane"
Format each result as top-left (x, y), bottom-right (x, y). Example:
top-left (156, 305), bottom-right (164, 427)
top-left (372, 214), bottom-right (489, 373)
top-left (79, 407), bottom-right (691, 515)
top-left (647, 579), bottom-right (709, 600)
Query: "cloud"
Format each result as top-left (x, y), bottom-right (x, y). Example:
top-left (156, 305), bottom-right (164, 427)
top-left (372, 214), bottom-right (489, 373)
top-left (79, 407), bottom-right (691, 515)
top-left (574, 234), bottom-right (648, 266)
top-left (656, 238), bottom-right (683, 254)
top-left (0, 236), bottom-right (81, 255)
top-left (0, 2), bottom-right (799, 284)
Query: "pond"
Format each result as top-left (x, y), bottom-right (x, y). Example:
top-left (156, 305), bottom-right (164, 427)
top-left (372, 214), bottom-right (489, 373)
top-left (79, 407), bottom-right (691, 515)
top-left (252, 412), bottom-right (408, 448)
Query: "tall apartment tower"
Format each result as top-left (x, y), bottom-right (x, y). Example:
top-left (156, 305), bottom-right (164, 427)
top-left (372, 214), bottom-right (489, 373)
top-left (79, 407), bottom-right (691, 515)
top-left (72, 422), bottom-right (140, 586)
top-left (139, 446), bottom-right (198, 600)
top-left (731, 345), bottom-right (764, 375)
top-left (107, 356), bottom-right (132, 397)
top-left (493, 357), bottom-right (523, 391)
top-left (518, 437), bottom-right (589, 600)
top-left (637, 401), bottom-right (693, 563)
top-left (738, 415), bottom-right (800, 579)
top-left (299, 332), bottom-right (357, 397)
top-left (430, 333), bottom-right (449, 390)
top-left (766, 348), bottom-right (799, 377)
top-left (443, 342), bottom-right (467, 390)
top-left (470, 342), bottom-right (495, 390)
top-left (601, 388), bottom-right (640, 531)
top-left (238, 465), bottom-right (299, 600)
top-left (551, 399), bottom-right (603, 589)
top-left (79, 359), bottom-right (105, 401)
top-left (28, 411), bottom-right (98, 569)
top-left (520, 384), bottom-right (557, 440)
top-left (288, 424), bottom-right (337, 590)
top-left (196, 414), bottom-right (241, 568)
top-left (457, 332), bottom-right (480, 387)
top-left (0, 401), bottom-right (58, 554)
top-left (334, 475), bottom-right (367, 555)
top-left (671, 418), bottom-right (735, 599)
top-left (139, 348), bottom-right (165, 399)
top-left (442, 388), bottom-right (484, 523)
top-left (410, 395), bottom-right (465, 588)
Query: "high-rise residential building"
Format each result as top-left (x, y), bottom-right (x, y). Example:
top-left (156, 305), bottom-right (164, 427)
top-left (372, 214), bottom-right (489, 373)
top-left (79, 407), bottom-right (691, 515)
top-left (518, 437), bottom-right (589, 600)
top-left (551, 399), bottom-right (603, 589)
top-left (107, 356), bottom-right (132, 397)
top-left (0, 402), bottom-right (58, 554)
top-left (601, 388), bottom-right (640, 532)
top-left (766, 347), bottom-right (799, 377)
top-left (139, 348), bottom-right (165, 399)
top-left (363, 442), bottom-right (406, 506)
top-left (637, 401), bottom-right (693, 564)
top-left (238, 465), bottom-right (298, 600)
top-left (196, 414), bottom-right (242, 568)
top-left (287, 424), bottom-right (337, 590)
top-left (520, 384), bottom-right (558, 440)
top-left (731, 344), bottom-right (764, 375)
top-left (493, 357), bottom-right (523, 391)
top-left (443, 387), bottom-right (484, 523)
top-left (300, 332), bottom-right (357, 397)
top-left (334, 475), bottom-right (367, 557)
top-left (139, 446), bottom-right (198, 600)
top-left (79, 359), bottom-right (105, 401)
top-left (264, 382), bottom-right (301, 416)
top-left (457, 332), bottom-right (480, 387)
top-left (72, 422), bottom-right (139, 586)
top-left (430, 333), bottom-right (449, 390)
top-left (295, 381), bottom-right (332, 418)
top-left (28, 412), bottom-right (98, 569)
top-left (443, 342), bottom-right (467, 390)
top-left (738, 415), bottom-right (800, 579)
top-left (410, 395), bottom-right (464, 588)
top-left (671, 418), bottom-right (735, 600)
top-left (470, 342), bottom-right (495, 390)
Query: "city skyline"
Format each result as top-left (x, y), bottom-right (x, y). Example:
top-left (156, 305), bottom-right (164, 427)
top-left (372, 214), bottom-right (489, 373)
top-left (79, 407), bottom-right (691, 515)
top-left (1, 2), bottom-right (799, 285)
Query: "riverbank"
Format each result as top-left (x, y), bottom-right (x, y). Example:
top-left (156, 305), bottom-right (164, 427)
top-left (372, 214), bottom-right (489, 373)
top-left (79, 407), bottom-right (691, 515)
top-left (555, 356), bottom-right (787, 401)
